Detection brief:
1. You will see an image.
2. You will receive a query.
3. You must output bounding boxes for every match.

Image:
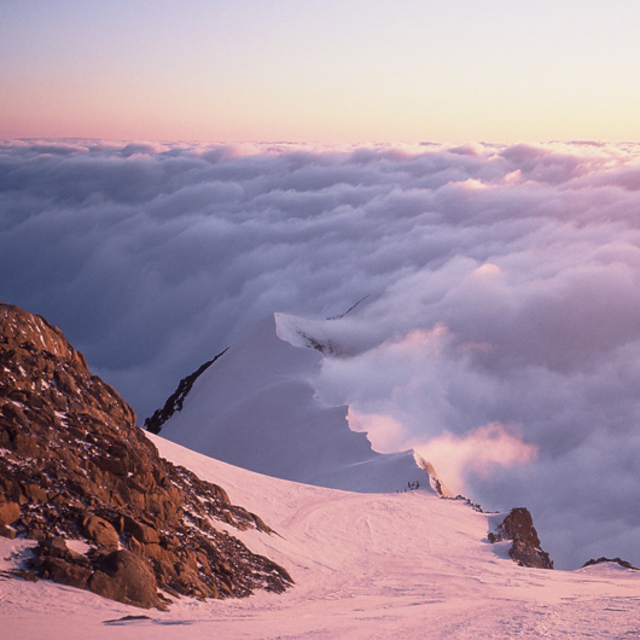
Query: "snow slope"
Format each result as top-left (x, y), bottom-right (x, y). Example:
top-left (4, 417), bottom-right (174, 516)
top-left (160, 313), bottom-right (444, 494)
top-left (2, 435), bottom-right (640, 640)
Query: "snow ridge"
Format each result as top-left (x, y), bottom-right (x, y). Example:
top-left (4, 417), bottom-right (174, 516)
top-left (158, 313), bottom-right (445, 494)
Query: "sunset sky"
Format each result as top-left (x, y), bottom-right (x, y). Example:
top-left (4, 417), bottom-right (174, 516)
top-left (3, 0), bottom-right (640, 143)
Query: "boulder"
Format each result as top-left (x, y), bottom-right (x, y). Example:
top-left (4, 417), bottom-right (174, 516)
top-left (84, 514), bottom-right (119, 548)
top-left (0, 500), bottom-right (20, 525)
top-left (23, 483), bottom-right (48, 503)
top-left (29, 538), bottom-right (92, 590)
top-left (42, 557), bottom-right (92, 590)
top-left (36, 537), bottom-right (69, 557)
top-left (89, 550), bottom-right (159, 609)
top-left (124, 517), bottom-right (159, 544)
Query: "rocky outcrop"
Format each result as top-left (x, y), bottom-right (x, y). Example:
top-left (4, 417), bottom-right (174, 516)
top-left (144, 349), bottom-right (227, 434)
top-left (488, 507), bottom-right (553, 569)
top-left (89, 549), bottom-right (160, 608)
top-left (582, 557), bottom-right (639, 570)
top-left (0, 302), bottom-right (292, 608)
top-left (27, 538), bottom-right (160, 608)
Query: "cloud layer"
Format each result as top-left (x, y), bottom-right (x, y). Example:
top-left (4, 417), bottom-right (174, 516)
top-left (3, 139), bottom-right (640, 568)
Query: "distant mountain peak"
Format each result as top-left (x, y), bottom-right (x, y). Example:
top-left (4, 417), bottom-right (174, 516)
top-left (153, 313), bottom-right (447, 494)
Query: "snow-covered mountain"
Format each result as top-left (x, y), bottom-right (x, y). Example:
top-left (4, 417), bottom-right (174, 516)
top-left (156, 313), bottom-right (448, 495)
top-left (2, 303), bottom-right (640, 639)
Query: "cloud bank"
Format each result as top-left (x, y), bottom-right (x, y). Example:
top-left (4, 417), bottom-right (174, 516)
top-left (3, 138), bottom-right (640, 568)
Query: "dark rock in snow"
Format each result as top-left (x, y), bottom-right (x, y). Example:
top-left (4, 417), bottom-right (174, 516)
top-left (144, 349), bottom-right (228, 434)
top-left (582, 557), bottom-right (639, 570)
top-left (488, 507), bottom-right (553, 569)
top-left (30, 537), bottom-right (93, 590)
top-left (102, 614), bottom-right (152, 625)
top-left (0, 302), bottom-right (293, 608)
top-left (43, 556), bottom-right (94, 590)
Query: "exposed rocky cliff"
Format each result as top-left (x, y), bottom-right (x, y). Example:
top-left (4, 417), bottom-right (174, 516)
top-left (488, 507), bottom-right (553, 569)
top-left (0, 303), bottom-right (292, 608)
top-left (144, 348), bottom-right (228, 435)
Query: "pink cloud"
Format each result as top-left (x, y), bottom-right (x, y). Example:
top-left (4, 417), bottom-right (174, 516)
top-left (414, 423), bottom-right (538, 496)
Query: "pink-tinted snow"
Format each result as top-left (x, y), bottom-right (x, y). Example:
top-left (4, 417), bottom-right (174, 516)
top-left (2, 435), bottom-right (640, 639)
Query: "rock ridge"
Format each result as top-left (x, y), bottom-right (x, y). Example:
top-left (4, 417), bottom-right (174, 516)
top-left (0, 302), bottom-right (292, 608)
top-left (582, 557), bottom-right (639, 570)
top-left (144, 348), bottom-right (228, 434)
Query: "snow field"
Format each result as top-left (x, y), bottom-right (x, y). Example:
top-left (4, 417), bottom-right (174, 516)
top-left (2, 434), bottom-right (640, 639)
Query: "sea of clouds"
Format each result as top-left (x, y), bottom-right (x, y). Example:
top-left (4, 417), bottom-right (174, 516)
top-left (2, 138), bottom-right (640, 568)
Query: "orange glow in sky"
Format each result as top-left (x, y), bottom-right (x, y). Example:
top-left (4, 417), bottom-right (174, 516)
top-left (2, 1), bottom-right (640, 143)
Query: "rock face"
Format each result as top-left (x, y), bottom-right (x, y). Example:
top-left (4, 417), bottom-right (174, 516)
top-left (144, 349), bottom-right (227, 435)
top-left (89, 549), bottom-right (159, 608)
top-left (0, 302), bottom-right (292, 608)
top-left (582, 557), bottom-right (639, 570)
top-left (488, 507), bottom-right (553, 569)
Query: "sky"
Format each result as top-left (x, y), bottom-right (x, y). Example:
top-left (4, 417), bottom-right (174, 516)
top-left (2, 0), bottom-right (640, 143)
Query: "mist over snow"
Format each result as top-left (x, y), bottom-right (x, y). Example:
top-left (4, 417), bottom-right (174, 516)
top-left (3, 138), bottom-right (640, 568)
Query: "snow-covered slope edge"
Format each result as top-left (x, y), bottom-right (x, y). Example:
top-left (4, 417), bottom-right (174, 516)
top-left (156, 313), bottom-right (449, 494)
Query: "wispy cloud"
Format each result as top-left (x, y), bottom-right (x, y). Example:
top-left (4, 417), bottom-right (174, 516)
top-left (414, 423), bottom-right (538, 496)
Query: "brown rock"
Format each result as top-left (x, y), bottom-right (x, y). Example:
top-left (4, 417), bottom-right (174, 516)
top-left (0, 476), bottom-right (22, 502)
top-left (84, 514), bottom-right (119, 548)
top-left (492, 507), bottom-right (553, 570)
top-left (125, 517), bottom-right (159, 544)
top-left (89, 550), bottom-right (159, 609)
top-left (173, 564), bottom-right (212, 599)
top-left (26, 528), bottom-right (47, 541)
top-left (126, 535), bottom-right (144, 556)
top-left (152, 555), bottom-right (177, 582)
top-left (180, 549), bottom-right (198, 573)
top-left (0, 302), bottom-right (293, 606)
top-left (1, 403), bottom-right (29, 429)
top-left (143, 543), bottom-right (175, 566)
top-left (0, 500), bottom-right (20, 525)
top-left (13, 433), bottom-right (41, 458)
top-left (497, 507), bottom-right (541, 547)
top-left (37, 537), bottom-right (69, 556)
top-left (197, 550), bottom-right (212, 575)
top-left (42, 557), bottom-right (92, 590)
top-left (23, 483), bottom-right (48, 503)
